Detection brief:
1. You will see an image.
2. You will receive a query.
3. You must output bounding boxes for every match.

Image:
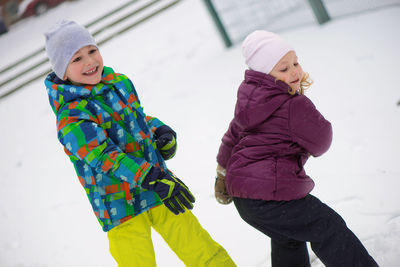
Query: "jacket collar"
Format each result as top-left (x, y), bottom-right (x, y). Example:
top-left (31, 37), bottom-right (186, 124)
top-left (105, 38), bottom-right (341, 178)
top-left (244, 69), bottom-right (291, 92)
top-left (45, 66), bottom-right (117, 113)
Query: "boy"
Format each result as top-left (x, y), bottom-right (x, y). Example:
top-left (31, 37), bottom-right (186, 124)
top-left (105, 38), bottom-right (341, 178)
top-left (44, 20), bottom-right (235, 267)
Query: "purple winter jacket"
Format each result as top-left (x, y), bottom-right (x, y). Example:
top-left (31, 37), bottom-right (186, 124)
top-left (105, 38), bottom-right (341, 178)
top-left (217, 70), bottom-right (332, 201)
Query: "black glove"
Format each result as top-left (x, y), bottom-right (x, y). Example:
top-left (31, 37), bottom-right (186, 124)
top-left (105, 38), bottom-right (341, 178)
top-left (142, 167), bottom-right (195, 215)
top-left (154, 125), bottom-right (177, 160)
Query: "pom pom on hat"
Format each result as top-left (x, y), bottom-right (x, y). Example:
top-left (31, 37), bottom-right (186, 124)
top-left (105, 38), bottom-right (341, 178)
top-left (242, 30), bottom-right (294, 74)
top-left (44, 20), bottom-right (97, 80)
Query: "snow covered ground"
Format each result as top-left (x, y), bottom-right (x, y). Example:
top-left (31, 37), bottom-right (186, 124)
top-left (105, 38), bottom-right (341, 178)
top-left (0, 0), bottom-right (399, 266)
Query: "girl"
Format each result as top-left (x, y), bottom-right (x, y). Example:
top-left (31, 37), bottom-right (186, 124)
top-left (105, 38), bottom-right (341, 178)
top-left (215, 30), bottom-right (378, 267)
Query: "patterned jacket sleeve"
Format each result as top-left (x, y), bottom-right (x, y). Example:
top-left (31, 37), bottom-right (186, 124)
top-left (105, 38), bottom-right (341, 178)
top-left (57, 104), bottom-right (152, 186)
top-left (216, 119), bottom-right (241, 168)
top-left (126, 78), bottom-right (165, 134)
top-left (145, 116), bottom-right (165, 135)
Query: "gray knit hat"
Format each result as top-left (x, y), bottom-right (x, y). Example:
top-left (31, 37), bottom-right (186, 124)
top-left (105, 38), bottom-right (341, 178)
top-left (45, 20), bottom-right (97, 80)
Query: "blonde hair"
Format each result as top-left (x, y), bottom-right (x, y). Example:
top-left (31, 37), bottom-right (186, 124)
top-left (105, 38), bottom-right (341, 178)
top-left (288, 72), bottom-right (313, 95)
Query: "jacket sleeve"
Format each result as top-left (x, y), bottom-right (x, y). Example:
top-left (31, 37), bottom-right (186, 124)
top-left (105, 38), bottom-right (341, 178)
top-left (146, 116), bottom-right (166, 135)
top-left (217, 119), bottom-right (241, 168)
top-left (126, 77), bottom-right (166, 134)
top-left (57, 104), bottom-right (152, 186)
top-left (289, 95), bottom-right (332, 157)
top-left (124, 77), bottom-right (176, 157)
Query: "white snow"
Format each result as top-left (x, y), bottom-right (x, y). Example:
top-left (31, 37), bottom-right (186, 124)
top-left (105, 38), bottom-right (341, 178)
top-left (0, 0), bottom-right (399, 266)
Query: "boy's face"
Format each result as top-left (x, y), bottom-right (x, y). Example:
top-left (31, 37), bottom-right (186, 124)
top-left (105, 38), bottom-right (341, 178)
top-left (269, 51), bottom-right (303, 91)
top-left (64, 45), bottom-right (103, 86)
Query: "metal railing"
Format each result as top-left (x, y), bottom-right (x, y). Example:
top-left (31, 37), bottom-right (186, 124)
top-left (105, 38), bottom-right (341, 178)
top-left (0, 0), bottom-right (181, 100)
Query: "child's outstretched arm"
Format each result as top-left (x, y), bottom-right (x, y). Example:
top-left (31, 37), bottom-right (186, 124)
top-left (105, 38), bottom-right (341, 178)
top-left (289, 95), bottom-right (333, 157)
top-left (126, 78), bottom-right (177, 161)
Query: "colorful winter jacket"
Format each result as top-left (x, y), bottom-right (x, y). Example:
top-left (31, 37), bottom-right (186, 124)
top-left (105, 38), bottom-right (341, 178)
top-left (217, 70), bottom-right (332, 201)
top-left (45, 66), bottom-right (169, 231)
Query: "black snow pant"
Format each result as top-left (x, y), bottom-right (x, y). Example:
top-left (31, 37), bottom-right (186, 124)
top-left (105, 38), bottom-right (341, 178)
top-left (233, 194), bottom-right (378, 267)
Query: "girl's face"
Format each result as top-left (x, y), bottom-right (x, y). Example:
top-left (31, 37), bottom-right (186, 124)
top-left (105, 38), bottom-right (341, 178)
top-left (269, 51), bottom-right (303, 91)
top-left (64, 45), bottom-right (103, 86)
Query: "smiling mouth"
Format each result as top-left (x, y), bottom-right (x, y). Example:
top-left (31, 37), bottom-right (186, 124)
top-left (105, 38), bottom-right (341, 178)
top-left (291, 79), bottom-right (300, 84)
top-left (83, 66), bottom-right (98, 75)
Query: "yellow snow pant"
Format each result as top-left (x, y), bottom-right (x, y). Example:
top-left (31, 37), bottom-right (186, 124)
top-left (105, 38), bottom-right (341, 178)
top-left (107, 205), bottom-right (236, 267)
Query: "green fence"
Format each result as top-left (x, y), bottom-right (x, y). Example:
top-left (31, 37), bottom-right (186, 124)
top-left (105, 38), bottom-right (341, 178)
top-left (204, 0), bottom-right (400, 47)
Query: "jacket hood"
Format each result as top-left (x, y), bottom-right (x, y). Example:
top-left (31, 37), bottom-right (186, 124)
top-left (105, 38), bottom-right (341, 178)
top-left (45, 66), bottom-right (115, 114)
top-left (235, 69), bottom-right (293, 130)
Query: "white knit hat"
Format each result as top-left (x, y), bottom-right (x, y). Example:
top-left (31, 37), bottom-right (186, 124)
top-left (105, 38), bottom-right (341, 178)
top-left (44, 20), bottom-right (97, 80)
top-left (242, 30), bottom-right (294, 74)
